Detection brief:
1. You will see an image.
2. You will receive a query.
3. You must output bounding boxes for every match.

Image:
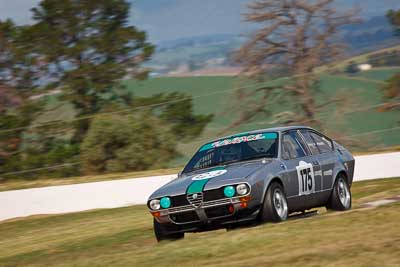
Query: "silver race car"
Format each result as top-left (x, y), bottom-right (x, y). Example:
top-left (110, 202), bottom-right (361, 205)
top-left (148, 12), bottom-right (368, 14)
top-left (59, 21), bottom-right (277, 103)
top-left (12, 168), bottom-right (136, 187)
top-left (148, 126), bottom-right (355, 241)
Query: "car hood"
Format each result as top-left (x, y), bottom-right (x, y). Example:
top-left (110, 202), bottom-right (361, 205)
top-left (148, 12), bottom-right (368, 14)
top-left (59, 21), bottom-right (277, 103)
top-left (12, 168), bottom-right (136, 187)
top-left (149, 159), bottom-right (273, 199)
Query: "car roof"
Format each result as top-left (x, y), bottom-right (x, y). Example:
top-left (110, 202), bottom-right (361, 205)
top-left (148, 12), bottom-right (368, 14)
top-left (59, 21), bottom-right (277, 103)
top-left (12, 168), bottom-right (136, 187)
top-left (206, 125), bottom-right (314, 144)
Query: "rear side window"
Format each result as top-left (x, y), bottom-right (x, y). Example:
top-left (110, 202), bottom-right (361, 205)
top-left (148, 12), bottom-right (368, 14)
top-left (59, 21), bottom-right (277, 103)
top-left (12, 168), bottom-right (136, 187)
top-left (309, 132), bottom-right (333, 153)
top-left (300, 130), bottom-right (320, 154)
top-left (282, 131), bottom-right (306, 159)
top-left (301, 130), bottom-right (332, 154)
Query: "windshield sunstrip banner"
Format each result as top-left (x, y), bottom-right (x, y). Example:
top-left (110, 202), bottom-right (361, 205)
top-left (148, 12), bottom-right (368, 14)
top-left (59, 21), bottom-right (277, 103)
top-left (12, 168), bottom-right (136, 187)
top-left (199, 132), bottom-right (277, 152)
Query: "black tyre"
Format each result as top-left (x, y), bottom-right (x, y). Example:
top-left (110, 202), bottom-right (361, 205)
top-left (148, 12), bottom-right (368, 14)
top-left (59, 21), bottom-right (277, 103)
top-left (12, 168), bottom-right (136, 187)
top-left (153, 219), bottom-right (184, 242)
top-left (326, 174), bottom-right (352, 211)
top-left (260, 182), bottom-right (288, 223)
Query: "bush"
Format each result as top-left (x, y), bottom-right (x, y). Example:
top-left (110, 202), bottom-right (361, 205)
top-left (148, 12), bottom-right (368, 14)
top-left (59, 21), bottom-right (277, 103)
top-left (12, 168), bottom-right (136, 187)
top-left (382, 73), bottom-right (400, 100)
top-left (0, 142), bottom-right (80, 180)
top-left (81, 112), bottom-right (177, 174)
top-left (345, 62), bottom-right (359, 74)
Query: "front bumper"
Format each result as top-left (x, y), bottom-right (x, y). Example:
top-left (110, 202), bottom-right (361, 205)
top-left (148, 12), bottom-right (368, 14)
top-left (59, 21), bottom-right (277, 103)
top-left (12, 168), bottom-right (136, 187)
top-left (151, 195), bottom-right (259, 232)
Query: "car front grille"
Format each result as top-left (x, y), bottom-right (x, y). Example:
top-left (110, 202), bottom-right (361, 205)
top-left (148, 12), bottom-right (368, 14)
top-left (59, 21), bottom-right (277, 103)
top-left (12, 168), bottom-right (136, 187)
top-left (168, 189), bottom-right (229, 209)
top-left (169, 211), bottom-right (200, 224)
top-left (170, 194), bottom-right (190, 207)
top-left (187, 192), bottom-right (203, 208)
top-left (168, 198), bottom-right (232, 214)
top-left (203, 188), bottom-right (225, 202)
top-left (205, 205), bottom-right (231, 218)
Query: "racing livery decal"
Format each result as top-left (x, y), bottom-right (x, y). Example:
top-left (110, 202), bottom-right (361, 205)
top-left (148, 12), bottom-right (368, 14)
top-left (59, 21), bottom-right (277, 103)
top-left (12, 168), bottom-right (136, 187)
top-left (296, 161), bottom-right (315, 195)
top-left (187, 167), bottom-right (227, 194)
top-left (191, 169), bottom-right (227, 180)
top-left (199, 132), bottom-right (277, 151)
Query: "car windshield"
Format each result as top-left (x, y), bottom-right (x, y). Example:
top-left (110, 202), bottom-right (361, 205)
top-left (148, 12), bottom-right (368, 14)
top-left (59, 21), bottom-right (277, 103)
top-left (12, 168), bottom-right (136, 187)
top-left (183, 132), bottom-right (278, 174)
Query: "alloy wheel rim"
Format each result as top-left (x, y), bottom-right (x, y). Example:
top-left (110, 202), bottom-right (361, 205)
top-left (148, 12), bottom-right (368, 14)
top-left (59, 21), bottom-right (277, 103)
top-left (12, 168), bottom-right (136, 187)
top-left (273, 189), bottom-right (288, 219)
top-left (338, 178), bottom-right (350, 208)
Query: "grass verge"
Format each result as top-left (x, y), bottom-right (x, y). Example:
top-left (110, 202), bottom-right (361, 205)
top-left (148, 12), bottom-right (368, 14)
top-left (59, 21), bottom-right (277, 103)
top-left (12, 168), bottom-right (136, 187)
top-left (0, 178), bottom-right (399, 267)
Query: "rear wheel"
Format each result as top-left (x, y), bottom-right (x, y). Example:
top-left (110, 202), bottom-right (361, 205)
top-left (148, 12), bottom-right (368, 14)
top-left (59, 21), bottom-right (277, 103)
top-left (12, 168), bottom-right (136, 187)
top-left (260, 182), bottom-right (288, 223)
top-left (153, 219), bottom-right (184, 242)
top-left (326, 175), bottom-right (352, 211)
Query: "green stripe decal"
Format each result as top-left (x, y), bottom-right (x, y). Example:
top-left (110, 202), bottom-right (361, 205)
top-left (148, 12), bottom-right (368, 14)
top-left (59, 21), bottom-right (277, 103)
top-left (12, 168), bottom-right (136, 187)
top-left (187, 179), bottom-right (209, 194)
top-left (199, 143), bottom-right (213, 152)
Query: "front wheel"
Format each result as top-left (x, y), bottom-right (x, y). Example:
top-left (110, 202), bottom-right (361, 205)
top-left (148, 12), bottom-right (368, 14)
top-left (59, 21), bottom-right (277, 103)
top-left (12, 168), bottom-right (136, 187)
top-left (260, 182), bottom-right (288, 223)
top-left (326, 175), bottom-right (352, 211)
top-left (153, 219), bottom-right (184, 242)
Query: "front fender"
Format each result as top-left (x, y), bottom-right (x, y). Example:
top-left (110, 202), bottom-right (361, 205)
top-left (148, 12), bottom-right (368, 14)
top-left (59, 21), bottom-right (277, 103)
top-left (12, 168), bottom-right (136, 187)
top-left (247, 161), bottom-right (287, 205)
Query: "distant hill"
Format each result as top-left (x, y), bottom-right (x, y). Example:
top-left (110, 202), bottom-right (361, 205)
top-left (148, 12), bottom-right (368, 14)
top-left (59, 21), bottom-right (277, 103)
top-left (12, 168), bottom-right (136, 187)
top-left (148, 16), bottom-right (400, 75)
top-left (342, 16), bottom-right (400, 53)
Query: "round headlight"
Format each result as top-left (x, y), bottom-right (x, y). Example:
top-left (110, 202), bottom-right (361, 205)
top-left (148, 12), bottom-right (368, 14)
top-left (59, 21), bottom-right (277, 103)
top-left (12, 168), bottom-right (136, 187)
top-left (236, 183), bottom-right (249, 195)
top-left (224, 185), bottom-right (235, 198)
top-left (149, 199), bottom-right (160, 210)
top-left (160, 197), bottom-right (171, 209)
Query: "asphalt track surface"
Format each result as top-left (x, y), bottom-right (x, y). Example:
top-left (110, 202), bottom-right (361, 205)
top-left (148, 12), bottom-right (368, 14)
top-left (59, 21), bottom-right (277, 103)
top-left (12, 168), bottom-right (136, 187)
top-left (0, 152), bottom-right (399, 221)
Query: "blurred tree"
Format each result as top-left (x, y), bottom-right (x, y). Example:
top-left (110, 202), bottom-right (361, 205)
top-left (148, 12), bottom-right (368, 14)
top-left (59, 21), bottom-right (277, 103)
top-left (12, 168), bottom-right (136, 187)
top-left (229, 0), bottom-right (358, 129)
top-left (0, 103), bottom-right (42, 172)
top-left (24, 0), bottom-right (154, 141)
top-left (81, 113), bottom-right (177, 174)
top-left (0, 85), bottom-right (22, 114)
top-left (0, 0), bottom-right (213, 178)
top-left (133, 92), bottom-right (214, 141)
top-left (380, 9), bottom-right (400, 111)
top-left (0, 20), bottom-right (15, 88)
top-left (380, 73), bottom-right (400, 111)
top-left (0, 19), bottom-right (65, 179)
top-left (28, 0), bottom-right (154, 114)
top-left (387, 9), bottom-right (400, 35)
top-left (0, 20), bottom-right (42, 93)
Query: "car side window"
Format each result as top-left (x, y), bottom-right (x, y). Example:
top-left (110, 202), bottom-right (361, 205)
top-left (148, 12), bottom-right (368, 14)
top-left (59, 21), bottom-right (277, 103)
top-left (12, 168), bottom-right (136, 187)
top-left (300, 130), bottom-right (320, 155)
top-left (282, 131), bottom-right (306, 160)
top-left (309, 132), bottom-right (333, 153)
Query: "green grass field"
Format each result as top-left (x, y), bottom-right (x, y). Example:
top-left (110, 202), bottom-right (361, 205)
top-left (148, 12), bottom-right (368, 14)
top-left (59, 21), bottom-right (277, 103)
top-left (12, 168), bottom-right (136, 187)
top-left (122, 68), bottom-right (400, 165)
top-left (32, 53), bottom-right (400, 167)
top-left (1, 178), bottom-right (399, 267)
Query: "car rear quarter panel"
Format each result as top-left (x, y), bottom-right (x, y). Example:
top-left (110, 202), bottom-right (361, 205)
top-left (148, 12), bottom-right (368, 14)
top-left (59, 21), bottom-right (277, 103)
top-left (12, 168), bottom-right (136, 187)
top-left (333, 149), bottom-right (355, 186)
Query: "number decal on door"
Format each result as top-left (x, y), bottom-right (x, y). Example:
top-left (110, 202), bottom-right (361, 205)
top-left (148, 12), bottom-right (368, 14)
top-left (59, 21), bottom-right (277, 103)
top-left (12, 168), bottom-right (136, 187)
top-left (296, 161), bottom-right (315, 195)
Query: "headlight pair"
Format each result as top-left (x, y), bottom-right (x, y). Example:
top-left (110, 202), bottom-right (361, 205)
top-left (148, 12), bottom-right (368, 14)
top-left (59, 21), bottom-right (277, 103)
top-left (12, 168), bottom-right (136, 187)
top-left (224, 183), bottom-right (249, 198)
top-left (149, 197), bottom-right (171, 210)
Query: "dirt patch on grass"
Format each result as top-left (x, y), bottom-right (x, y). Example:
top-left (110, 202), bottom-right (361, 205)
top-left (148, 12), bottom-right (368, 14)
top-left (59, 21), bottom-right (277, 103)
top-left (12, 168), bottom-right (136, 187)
top-left (360, 195), bottom-right (400, 208)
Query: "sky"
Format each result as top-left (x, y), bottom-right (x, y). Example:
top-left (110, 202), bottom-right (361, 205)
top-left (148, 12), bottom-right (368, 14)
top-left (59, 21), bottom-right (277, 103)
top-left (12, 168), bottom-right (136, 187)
top-left (1, 0), bottom-right (400, 43)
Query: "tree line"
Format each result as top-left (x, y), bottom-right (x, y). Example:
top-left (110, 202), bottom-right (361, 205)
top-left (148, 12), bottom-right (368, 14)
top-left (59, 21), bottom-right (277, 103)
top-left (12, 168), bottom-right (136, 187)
top-left (0, 0), bottom-right (399, 180)
top-left (0, 0), bottom-right (212, 179)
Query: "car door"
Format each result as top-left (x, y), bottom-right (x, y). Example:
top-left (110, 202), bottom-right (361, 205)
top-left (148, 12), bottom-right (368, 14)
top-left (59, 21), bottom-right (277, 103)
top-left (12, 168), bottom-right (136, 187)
top-left (299, 129), bottom-right (336, 201)
top-left (280, 130), bottom-right (321, 212)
